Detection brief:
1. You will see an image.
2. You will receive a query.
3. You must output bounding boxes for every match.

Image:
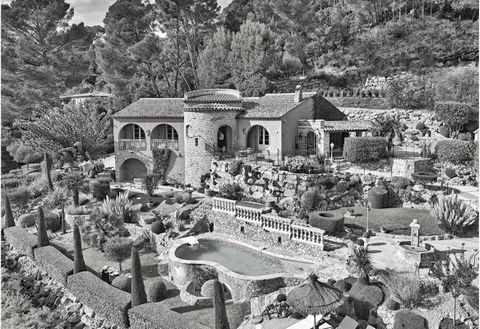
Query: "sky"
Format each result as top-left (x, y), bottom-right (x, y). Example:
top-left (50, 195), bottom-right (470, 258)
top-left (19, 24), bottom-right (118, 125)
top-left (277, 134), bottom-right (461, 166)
top-left (1, 0), bottom-right (234, 26)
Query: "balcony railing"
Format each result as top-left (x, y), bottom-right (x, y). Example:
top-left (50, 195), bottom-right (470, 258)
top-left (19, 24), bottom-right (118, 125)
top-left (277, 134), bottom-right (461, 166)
top-left (212, 197), bottom-right (236, 214)
top-left (262, 214), bottom-right (292, 235)
top-left (151, 139), bottom-right (179, 151)
top-left (118, 139), bottom-right (147, 151)
top-left (291, 223), bottom-right (325, 246)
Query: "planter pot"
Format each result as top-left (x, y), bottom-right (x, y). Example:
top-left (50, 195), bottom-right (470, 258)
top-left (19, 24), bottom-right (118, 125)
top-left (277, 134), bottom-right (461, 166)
top-left (205, 189), bottom-right (214, 197)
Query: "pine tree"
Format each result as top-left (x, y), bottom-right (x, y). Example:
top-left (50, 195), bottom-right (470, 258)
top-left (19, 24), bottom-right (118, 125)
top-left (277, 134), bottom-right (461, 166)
top-left (213, 279), bottom-right (230, 329)
top-left (73, 224), bottom-right (86, 273)
top-left (131, 247), bottom-right (147, 306)
top-left (36, 207), bottom-right (49, 247)
top-left (61, 204), bottom-right (67, 235)
top-left (4, 195), bottom-right (15, 228)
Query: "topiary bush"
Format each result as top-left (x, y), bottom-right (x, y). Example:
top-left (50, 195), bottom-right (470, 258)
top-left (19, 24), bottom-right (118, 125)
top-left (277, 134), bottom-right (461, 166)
top-left (343, 137), bottom-right (387, 163)
top-left (147, 279), bottom-right (167, 302)
top-left (201, 279), bottom-right (217, 298)
top-left (300, 188), bottom-right (323, 215)
top-left (415, 122), bottom-right (426, 130)
top-left (439, 125), bottom-right (450, 138)
top-left (150, 221), bottom-right (166, 234)
top-left (368, 187), bottom-right (388, 209)
top-left (111, 275), bottom-right (131, 293)
top-left (435, 140), bottom-right (475, 164)
top-left (276, 293), bottom-right (287, 302)
top-left (308, 211), bottom-right (344, 233)
top-left (17, 213), bottom-right (36, 228)
top-left (104, 237), bottom-right (133, 272)
top-left (445, 168), bottom-right (457, 178)
top-left (91, 179), bottom-right (111, 201)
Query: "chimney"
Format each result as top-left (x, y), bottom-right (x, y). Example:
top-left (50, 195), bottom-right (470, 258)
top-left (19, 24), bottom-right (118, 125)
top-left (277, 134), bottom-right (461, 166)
top-left (294, 84), bottom-right (303, 103)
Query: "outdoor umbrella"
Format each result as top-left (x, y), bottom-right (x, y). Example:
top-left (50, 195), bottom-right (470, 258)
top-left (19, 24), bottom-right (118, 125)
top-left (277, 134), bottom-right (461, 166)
top-left (287, 273), bottom-right (345, 328)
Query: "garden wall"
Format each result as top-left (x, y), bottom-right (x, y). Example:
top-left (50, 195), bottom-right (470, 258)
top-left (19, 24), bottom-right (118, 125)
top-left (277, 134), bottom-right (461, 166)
top-left (391, 158), bottom-right (432, 178)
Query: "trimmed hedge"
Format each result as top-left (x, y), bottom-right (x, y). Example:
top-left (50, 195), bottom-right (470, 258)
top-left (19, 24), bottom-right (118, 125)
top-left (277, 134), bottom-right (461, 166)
top-left (18, 213), bottom-right (36, 228)
top-left (91, 179), bottom-right (111, 201)
top-left (393, 310), bottom-right (428, 329)
top-left (34, 246), bottom-right (73, 284)
top-left (67, 271), bottom-right (131, 329)
top-left (343, 137), bottom-right (387, 163)
top-left (308, 211), bottom-right (344, 233)
top-left (128, 303), bottom-right (208, 329)
top-left (147, 280), bottom-right (167, 302)
top-left (368, 187), bottom-right (388, 209)
top-left (4, 226), bottom-right (37, 258)
top-left (112, 276), bottom-right (132, 293)
top-left (435, 140), bottom-right (475, 164)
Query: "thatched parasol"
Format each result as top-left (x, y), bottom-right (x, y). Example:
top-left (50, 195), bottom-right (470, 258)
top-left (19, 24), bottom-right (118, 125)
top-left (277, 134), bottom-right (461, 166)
top-left (287, 273), bottom-right (344, 328)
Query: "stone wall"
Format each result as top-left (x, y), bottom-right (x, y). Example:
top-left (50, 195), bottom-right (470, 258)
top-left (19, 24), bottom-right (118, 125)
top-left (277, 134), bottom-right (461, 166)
top-left (391, 158), bottom-right (432, 178)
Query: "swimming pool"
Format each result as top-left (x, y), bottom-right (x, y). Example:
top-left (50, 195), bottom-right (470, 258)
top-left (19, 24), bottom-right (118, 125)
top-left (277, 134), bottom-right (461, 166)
top-left (174, 239), bottom-right (284, 276)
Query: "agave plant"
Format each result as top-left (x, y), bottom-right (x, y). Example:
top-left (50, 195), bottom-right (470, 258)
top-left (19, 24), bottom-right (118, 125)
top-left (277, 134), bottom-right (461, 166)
top-left (430, 193), bottom-right (478, 236)
top-left (101, 192), bottom-right (133, 223)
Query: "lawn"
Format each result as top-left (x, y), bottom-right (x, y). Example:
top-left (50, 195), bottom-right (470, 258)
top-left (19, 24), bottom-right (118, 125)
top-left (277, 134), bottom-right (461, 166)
top-left (330, 206), bottom-right (444, 236)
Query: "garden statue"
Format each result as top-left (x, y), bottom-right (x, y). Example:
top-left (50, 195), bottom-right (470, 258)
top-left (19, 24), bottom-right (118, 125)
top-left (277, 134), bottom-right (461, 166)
top-left (410, 219), bottom-right (420, 247)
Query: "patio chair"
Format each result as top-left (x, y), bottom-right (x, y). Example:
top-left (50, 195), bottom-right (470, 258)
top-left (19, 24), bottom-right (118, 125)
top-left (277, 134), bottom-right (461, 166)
top-left (336, 316), bottom-right (358, 329)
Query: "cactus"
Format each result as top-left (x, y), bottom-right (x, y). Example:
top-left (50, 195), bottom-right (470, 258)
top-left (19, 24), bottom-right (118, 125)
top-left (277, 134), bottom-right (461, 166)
top-left (4, 195), bottom-right (15, 228)
top-left (73, 224), bottom-right (86, 273)
top-left (36, 207), bottom-right (49, 247)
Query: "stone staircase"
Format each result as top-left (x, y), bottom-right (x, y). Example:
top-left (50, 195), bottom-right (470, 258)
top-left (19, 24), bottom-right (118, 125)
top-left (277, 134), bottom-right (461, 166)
top-left (332, 157), bottom-right (351, 171)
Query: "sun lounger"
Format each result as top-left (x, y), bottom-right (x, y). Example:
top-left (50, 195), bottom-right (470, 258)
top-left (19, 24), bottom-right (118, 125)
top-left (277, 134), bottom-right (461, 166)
top-left (336, 316), bottom-right (358, 329)
top-left (286, 314), bottom-right (323, 329)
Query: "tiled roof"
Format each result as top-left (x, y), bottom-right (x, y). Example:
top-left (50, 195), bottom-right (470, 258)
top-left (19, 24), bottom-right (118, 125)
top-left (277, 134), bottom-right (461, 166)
top-left (323, 120), bottom-right (373, 132)
top-left (184, 103), bottom-right (244, 111)
top-left (113, 98), bottom-right (184, 118)
top-left (241, 92), bottom-right (316, 119)
top-left (184, 89), bottom-right (242, 103)
top-left (60, 92), bottom-right (113, 99)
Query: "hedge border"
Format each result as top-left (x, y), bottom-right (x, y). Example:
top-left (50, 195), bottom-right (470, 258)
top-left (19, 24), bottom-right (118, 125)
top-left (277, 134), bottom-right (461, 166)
top-left (4, 226), bottom-right (37, 258)
top-left (34, 246), bottom-right (74, 285)
top-left (67, 271), bottom-right (131, 329)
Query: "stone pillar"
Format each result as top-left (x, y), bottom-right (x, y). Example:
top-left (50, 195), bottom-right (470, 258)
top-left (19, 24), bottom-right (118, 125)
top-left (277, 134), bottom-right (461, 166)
top-left (410, 219), bottom-right (420, 247)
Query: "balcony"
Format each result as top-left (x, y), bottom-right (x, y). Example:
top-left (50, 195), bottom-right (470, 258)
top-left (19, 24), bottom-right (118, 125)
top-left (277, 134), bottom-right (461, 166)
top-left (151, 139), bottom-right (179, 151)
top-left (118, 139), bottom-right (147, 151)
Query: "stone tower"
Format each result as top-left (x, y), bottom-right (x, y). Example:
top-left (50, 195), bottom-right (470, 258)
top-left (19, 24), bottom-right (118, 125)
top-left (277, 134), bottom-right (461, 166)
top-left (183, 89), bottom-right (243, 186)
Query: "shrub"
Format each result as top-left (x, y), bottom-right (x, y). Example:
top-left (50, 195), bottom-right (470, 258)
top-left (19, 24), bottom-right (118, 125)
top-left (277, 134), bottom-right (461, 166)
top-left (17, 213), bottom-right (36, 228)
top-left (410, 135), bottom-right (419, 142)
top-left (91, 179), bottom-right (110, 201)
top-left (28, 178), bottom-right (47, 198)
top-left (174, 191), bottom-right (191, 204)
top-left (218, 183), bottom-right (243, 201)
top-left (286, 156), bottom-right (317, 173)
top-left (435, 102), bottom-right (475, 138)
top-left (112, 275), bottom-right (131, 293)
top-left (44, 210), bottom-right (61, 232)
top-left (386, 76), bottom-right (434, 109)
top-left (229, 160), bottom-right (243, 177)
top-left (67, 206), bottom-right (92, 216)
top-left (300, 188), bottom-right (323, 214)
top-left (101, 192), bottom-right (133, 223)
top-left (1, 177), bottom-right (22, 189)
top-left (276, 293), bottom-right (287, 302)
top-left (439, 125), bottom-right (450, 138)
top-left (44, 187), bottom-right (70, 209)
top-left (142, 174), bottom-right (161, 197)
top-left (445, 168), bottom-right (457, 178)
top-left (6, 187), bottom-right (30, 211)
top-left (147, 280), bottom-right (167, 302)
top-left (391, 176), bottom-right (411, 190)
top-left (430, 193), bottom-right (477, 236)
top-left (151, 220), bottom-right (166, 234)
top-left (415, 122), bottom-right (426, 130)
top-left (385, 297), bottom-right (401, 311)
top-left (104, 237), bottom-right (133, 271)
top-left (457, 132), bottom-right (472, 141)
top-left (81, 208), bottom-right (128, 251)
top-left (309, 211), bottom-right (344, 233)
top-left (368, 187), bottom-right (388, 209)
top-left (393, 310), bottom-right (428, 329)
top-left (381, 271), bottom-right (421, 309)
top-left (435, 140), bottom-right (475, 164)
top-left (343, 137), bottom-right (387, 163)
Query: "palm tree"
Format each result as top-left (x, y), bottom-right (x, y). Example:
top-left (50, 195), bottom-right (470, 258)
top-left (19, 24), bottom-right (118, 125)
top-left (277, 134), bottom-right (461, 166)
top-left (347, 245), bottom-right (373, 284)
top-left (372, 114), bottom-right (405, 151)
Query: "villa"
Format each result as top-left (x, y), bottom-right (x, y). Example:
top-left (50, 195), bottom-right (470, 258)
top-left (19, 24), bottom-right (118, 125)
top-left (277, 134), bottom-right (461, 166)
top-left (112, 85), bottom-right (372, 185)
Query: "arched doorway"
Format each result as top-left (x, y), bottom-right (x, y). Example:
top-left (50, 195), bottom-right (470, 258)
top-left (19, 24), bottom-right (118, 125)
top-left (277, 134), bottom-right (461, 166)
top-left (306, 131), bottom-right (316, 155)
top-left (151, 124), bottom-right (179, 150)
top-left (217, 125), bottom-right (233, 152)
top-left (119, 158), bottom-right (147, 182)
top-left (246, 125), bottom-right (269, 152)
top-left (118, 124), bottom-right (146, 150)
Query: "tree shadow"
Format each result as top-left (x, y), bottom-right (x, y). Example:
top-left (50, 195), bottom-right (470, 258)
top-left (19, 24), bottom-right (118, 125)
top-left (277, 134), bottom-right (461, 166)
top-left (171, 304), bottom-right (212, 314)
top-left (367, 249), bottom-right (382, 254)
top-left (368, 242), bottom-right (386, 246)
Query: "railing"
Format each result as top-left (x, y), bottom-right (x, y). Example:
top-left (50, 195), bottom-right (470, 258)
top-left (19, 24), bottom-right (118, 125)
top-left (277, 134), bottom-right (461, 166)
top-left (211, 197), bottom-right (236, 214)
top-left (151, 139), bottom-right (179, 151)
top-left (118, 139), bottom-right (147, 151)
top-left (291, 224), bottom-right (325, 247)
top-left (235, 203), bottom-right (266, 226)
top-left (211, 197), bottom-right (325, 249)
top-left (262, 214), bottom-right (292, 235)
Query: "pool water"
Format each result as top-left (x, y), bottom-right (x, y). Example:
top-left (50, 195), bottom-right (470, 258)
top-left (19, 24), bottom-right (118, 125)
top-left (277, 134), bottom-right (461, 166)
top-left (175, 239), bottom-right (284, 276)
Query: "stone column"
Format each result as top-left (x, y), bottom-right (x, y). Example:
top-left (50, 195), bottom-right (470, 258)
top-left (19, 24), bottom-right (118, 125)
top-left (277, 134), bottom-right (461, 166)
top-left (410, 219), bottom-right (420, 247)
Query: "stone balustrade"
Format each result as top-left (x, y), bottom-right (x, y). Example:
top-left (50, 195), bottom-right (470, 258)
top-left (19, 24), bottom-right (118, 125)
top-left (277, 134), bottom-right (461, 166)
top-left (291, 224), bottom-right (325, 247)
top-left (262, 214), bottom-right (292, 235)
top-left (235, 204), bottom-right (265, 226)
top-left (211, 197), bottom-right (236, 214)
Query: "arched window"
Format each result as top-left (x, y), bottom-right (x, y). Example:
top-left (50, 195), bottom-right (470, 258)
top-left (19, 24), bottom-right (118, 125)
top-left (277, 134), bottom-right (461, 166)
top-left (119, 123), bottom-right (146, 140)
top-left (247, 125), bottom-right (270, 151)
top-left (152, 124), bottom-right (178, 141)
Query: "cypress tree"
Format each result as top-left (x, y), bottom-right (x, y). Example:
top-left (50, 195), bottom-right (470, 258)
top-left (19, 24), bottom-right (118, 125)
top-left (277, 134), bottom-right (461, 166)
top-left (44, 151), bottom-right (54, 191)
top-left (73, 224), bottom-right (86, 273)
top-left (37, 206), bottom-right (49, 247)
top-left (60, 203), bottom-right (66, 234)
top-left (130, 247), bottom-right (147, 306)
top-left (4, 195), bottom-right (15, 228)
top-left (213, 279), bottom-right (230, 329)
